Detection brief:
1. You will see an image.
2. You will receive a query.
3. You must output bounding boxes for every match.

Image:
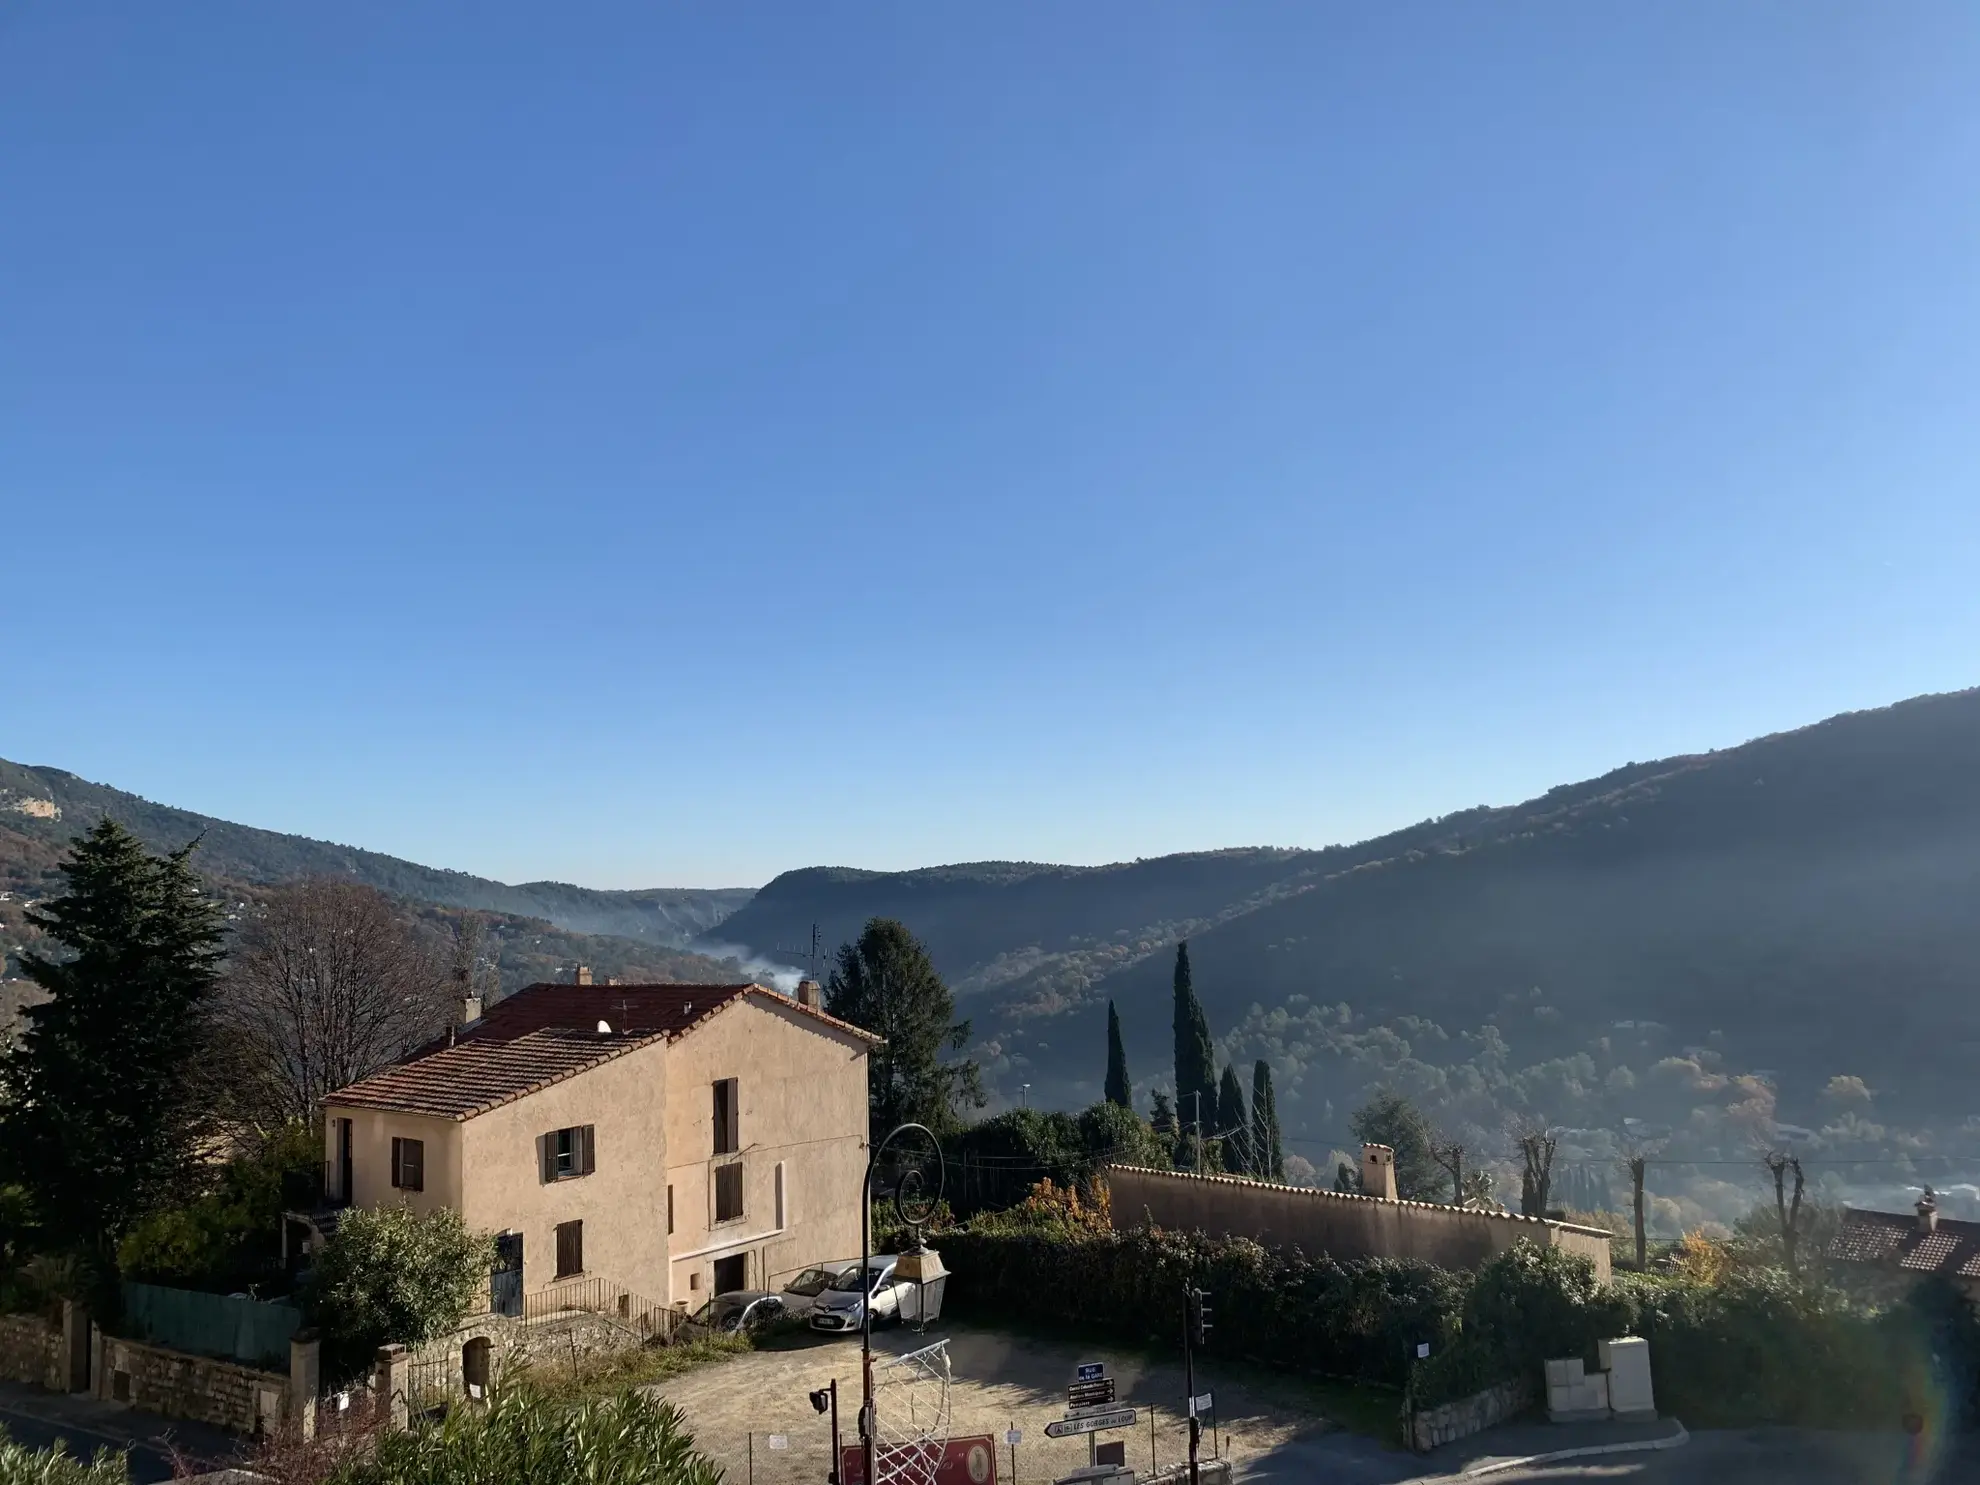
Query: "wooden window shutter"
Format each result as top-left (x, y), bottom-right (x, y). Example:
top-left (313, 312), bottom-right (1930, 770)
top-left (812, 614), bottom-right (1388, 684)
top-left (539, 1134), bottom-right (556, 1184)
top-left (391, 1138), bottom-right (402, 1187)
top-left (407, 1139), bottom-right (423, 1192)
top-left (579, 1125), bottom-right (596, 1176)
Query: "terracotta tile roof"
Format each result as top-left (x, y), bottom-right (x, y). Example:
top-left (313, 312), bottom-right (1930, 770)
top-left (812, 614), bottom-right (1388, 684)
top-left (327, 981), bottom-right (880, 1120)
top-left (330, 1027), bottom-right (668, 1119)
top-left (1832, 1207), bottom-right (1980, 1278)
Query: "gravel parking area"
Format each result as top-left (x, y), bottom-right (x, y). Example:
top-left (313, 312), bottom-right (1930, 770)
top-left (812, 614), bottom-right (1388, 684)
top-left (648, 1320), bottom-right (1347, 1485)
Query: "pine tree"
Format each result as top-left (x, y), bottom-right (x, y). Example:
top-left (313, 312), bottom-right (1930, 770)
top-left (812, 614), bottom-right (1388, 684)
top-left (826, 917), bottom-right (984, 1138)
top-left (1103, 1000), bottom-right (1131, 1108)
top-left (1250, 1060), bottom-right (1284, 1180)
top-left (0, 820), bottom-right (225, 1251)
top-left (1170, 942), bottom-right (1215, 1133)
top-left (1216, 1064), bottom-right (1248, 1173)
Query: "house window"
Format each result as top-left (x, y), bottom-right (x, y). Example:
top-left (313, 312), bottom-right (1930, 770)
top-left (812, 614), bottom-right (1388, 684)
top-left (541, 1125), bottom-right (596, 1182)
top-left (555, 1220), bottom-right (584, 1279)
top-left (714, 1162), bottom-right (744, 1224)
top-left (774, 1162), bottom-right (786, 1230)
top-left (712, 1079), bottom-right (739, 1156)
top-left (390, 1137), bottom-right (424, 1192)
top-left (667, 1185), bottom-right (675, 1236)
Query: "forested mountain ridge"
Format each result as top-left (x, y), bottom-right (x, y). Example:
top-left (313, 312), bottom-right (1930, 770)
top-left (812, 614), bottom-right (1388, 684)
top-left (0, 759), bottom-right (753, 944)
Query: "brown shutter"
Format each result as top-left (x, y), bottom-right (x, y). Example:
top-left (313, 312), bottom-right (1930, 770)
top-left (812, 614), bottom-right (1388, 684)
top-left (579, 1125), bottom-right (596, 1176)
top-left (390, 1138), bottom-right (402, 1187)
top-left (539, 1133), bottom-right (555, 1184)
top-left (406, 1139), bottom-right (424, 1193)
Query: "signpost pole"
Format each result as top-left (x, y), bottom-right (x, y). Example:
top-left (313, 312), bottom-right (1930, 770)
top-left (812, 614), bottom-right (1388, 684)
top-left (1183, 1286), bottom-right (1199, 1485)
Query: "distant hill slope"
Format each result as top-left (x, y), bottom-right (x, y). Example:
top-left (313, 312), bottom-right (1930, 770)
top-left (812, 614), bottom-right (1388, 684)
top-left (0, 759), bottom-right (754, 944)
top-left (1007, 689), bottom-right (1980, 1137)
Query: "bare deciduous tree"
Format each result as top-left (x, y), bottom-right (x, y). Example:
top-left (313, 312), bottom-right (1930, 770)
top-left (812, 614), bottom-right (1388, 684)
top-left (1763, 1149), bottom-right (1807, 1277)
top-left (1431, 1138), bottom-right (1466, 1206)
top-left (1515, 1125), bottom-right (1559, 1217)
top-left (219, 880), bottom-right (452, 1132)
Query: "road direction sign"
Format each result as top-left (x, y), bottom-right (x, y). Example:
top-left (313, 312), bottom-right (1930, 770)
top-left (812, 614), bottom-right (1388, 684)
top-left (1044, 1410), bottom-right (1137, 1438)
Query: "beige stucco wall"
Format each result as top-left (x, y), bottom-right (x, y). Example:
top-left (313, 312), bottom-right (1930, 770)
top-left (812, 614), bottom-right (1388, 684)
top-left (321, 1109), bottom-right (464, 1215)
top-left (1107, 1166), bottom-right (1613, 1282)
top-left (457, 1038), bottom-right (674, 1301)
top-left (662, 996), bottom-right (869, 1306)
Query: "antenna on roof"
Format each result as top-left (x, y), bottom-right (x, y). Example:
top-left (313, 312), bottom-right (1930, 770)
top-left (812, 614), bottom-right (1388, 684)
top-left (774, 922), bottom-right (826, 982)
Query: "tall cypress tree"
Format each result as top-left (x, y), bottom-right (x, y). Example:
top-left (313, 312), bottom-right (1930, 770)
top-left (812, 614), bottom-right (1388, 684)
top-left (1171, 942), bottom-right (1215, 1132)
top-left (0, 820), bottom-right (225, 1251)
top-left (1250, 1060), bottom-right (1284, 1180)
top-left (1216, 1064), bottom-right (1249, 1173)
top-left (1103, 1000), bottom-right (1131, 1108)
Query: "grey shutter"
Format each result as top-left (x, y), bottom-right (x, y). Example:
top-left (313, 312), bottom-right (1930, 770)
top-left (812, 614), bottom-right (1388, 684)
top-left (539, 1133), bottom-right (555, 1184)
top-left (579, 1124), bottom-right (596, 1176)
top-left (406, 1139), bottom-right (424, 1192)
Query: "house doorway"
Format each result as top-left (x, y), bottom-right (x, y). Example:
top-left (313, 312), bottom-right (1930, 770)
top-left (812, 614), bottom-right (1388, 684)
top-left (491, 1233), bottom-right (523, 1317)
top-left (712, 1253), bottom-right (746, 1296)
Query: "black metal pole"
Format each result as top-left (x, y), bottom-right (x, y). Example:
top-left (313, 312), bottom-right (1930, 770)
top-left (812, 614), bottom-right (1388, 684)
top-left (1184, 1284), bottom-right (1200, 1485)
top-left (859, 1123), bottom-right (944, 1485)
top-left (829, 1379), bottom-right (842, 1485)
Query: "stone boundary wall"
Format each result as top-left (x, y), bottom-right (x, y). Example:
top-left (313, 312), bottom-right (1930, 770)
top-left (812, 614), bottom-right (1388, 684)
top-left (0, 1312), bottom-right (63, 1391)
top-left (1410, 1376), bottom-right (1533, 1452)
top-left (97, 1333), bottom-right (289, 1437)
top-left (1107, 1165), bottom-right (1613, 1282)
top-left (407, 1307), bottom-right (646, 1398)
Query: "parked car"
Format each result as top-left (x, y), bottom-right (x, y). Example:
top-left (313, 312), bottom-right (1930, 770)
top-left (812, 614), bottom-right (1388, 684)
top-left (680, 1289), bottom-right (789, 1339)
top-left (808, 1256), bottom-right (924, 1333)
top-left (780, 1260), bottom-right (859, 1318)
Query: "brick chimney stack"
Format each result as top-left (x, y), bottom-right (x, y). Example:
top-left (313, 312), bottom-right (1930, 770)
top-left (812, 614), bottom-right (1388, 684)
top-left (1362, 1143), bottom-right (1399, 1202)
top-left (795, 979), bottom-right (823, 1009)
top-left (574, 965), bottom-right (592, 986)
top-left (1919, 1186), bottom-right (1940, 1233)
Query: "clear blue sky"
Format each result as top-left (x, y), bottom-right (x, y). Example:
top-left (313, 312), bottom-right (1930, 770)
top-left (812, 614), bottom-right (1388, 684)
top-left (6, 4), bottom-right (1979, 889)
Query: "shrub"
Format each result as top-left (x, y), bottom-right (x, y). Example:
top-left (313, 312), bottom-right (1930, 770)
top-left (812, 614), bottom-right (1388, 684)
top-left (0, 1429), bottom-right (127, 1485)
top-left (325, 1387), bottom-right (721, 1485)
top-left (307, 1206), bottom-right (493, 1377)
top-left (117, 1123), bottom-right (322, 1293)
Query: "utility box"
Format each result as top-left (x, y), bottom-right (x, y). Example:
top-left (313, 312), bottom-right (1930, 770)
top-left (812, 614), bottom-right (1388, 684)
top-left (1599, 1337), bottom-right (1656, 1421)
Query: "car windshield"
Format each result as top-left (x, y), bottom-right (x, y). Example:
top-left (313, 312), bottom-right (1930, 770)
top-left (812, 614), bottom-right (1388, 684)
top-left (784, 1267), bottom-right (843, 1297)
top-left (830, 1265), bottom-right (888, 1293)
top-left (690, 1298), bottom-right (745, 1326)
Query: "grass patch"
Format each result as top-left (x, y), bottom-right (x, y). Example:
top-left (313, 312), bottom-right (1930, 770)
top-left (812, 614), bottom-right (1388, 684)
top-left (521, 1333), bottom-right (752, 1401)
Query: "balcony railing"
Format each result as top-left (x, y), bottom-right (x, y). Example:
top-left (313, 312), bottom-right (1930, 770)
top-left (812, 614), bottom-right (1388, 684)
top-left (518, 1276), bottom-right (684, 1345)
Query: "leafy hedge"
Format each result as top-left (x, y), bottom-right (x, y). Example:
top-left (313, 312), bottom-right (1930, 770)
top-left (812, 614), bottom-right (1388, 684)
top-left (939, 1225), bottom-right (1980, 1431)
top-left (936, 1226), bottom-right (1462, 1390)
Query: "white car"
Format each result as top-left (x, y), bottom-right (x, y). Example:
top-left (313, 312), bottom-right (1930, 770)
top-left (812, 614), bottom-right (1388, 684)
top-left (807, 1256), bottom-right (924, 1333)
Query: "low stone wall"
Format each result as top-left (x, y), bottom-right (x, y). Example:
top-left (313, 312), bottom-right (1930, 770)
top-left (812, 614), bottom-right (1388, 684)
top-left (406, 1307), bottom-right (646, 1402)
top-left (98, 1334), bottom-right (289, 1436)
top-left (0, 1312), bottom-right (63, 1390)
top-left (1410, 1376), bottom-right (1533, 1452)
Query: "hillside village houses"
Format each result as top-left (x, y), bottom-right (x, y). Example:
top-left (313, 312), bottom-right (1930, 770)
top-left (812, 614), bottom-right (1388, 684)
top-left (315, 968), bottom-right (878, 1310)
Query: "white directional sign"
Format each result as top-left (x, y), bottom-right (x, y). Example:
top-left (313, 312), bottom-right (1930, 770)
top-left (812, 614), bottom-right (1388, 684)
top-left (1044, 1409), bottom-right (1137, 1438)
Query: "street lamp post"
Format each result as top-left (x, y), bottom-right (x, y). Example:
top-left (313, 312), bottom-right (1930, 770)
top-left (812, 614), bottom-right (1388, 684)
top-left (859, 1123), bottom-right (946, 1485)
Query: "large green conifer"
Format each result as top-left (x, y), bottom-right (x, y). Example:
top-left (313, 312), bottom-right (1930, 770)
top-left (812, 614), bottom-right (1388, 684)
top-left (1, 820), bottom-right (224, 1250)
top-left (1250, 1060), bottom-right (1284, 1180)
top-left (1103, 1000), bottom-right (1131, 1108)
top-left (1216, 1064), bottom-right (1249, 1173)
top-left (1170, 942), bottom-right (1215, 1131)
top-left (825, 917), bottom-right (983, 1138)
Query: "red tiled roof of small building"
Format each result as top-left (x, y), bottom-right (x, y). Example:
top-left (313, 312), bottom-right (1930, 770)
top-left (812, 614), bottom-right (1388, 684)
top-left (327, 981), bottom-right (879, 1120)
top-left (1831, 1207), bottom-right (1980, 1278)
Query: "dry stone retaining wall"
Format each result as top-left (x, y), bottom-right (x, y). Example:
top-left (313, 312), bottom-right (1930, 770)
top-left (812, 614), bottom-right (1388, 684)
top-left (98, 1334), bottom-right (289, 1436)
top-left (1410, 1376), bottom-right (1533, 1452)
top-left (0, 1312), bottom-right (63, 1390)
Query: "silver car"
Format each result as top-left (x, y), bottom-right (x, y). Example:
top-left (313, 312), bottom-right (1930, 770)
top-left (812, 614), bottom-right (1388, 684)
top-left (780, 1260), bottom-right (859, 1318)
top-left (808, 1256), bottom-right (920, 1333)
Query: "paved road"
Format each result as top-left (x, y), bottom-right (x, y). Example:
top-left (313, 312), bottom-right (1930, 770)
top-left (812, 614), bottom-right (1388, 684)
top-left (0, 1383), bottom-right (242, 1485)
top-left (1240, 1424), bottom-right (1980, 1485)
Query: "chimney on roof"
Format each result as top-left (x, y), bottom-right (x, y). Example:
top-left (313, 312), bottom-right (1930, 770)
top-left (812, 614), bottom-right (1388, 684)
top-left (1362, 1143), bottom-right (1399, 1202)
top-left (1919, 1186), bottom-right (1940, 1234)
top-left (459, 994), bottom-right (482, 1027)
top-left (796, 979), bottom-right (823, 1009)
top-left (574, 965), bottom-right (592, 986)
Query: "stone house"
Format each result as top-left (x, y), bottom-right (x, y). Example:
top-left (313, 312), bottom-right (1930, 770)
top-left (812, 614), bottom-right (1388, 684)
top-left (1107, 1143), bottom-right (1614, 1279)
top-left (1829, 1189), bottom-right (1980, 1302)
top-left (320, 974), bottom-right (878, 1309)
